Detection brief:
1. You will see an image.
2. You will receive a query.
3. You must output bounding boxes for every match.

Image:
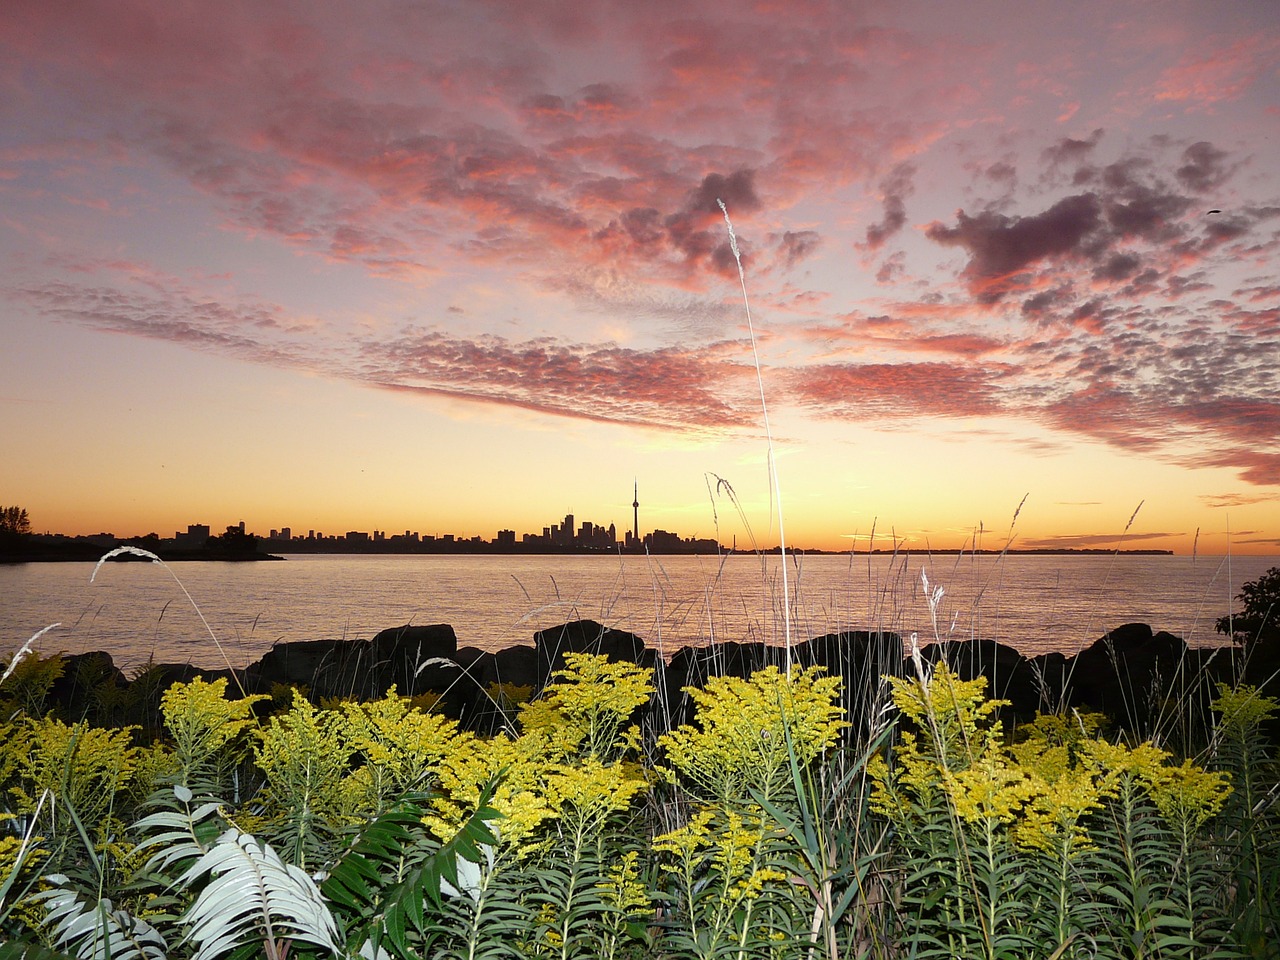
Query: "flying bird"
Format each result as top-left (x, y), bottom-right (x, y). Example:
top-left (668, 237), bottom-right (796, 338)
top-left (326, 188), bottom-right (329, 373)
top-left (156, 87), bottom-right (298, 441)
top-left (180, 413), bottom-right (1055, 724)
top-left (1207, 209), bottom-right (1222, 214)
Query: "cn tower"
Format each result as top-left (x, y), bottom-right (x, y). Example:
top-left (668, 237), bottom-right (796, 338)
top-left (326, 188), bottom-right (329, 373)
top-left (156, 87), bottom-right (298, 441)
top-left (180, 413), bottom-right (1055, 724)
top-left (632, 480), bottom-right (639, 544)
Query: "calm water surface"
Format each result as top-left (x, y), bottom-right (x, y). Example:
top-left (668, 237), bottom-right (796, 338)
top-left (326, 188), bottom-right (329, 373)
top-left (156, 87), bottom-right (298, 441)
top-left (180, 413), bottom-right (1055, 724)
top-left (3, 552), bottom-right (1277, 672)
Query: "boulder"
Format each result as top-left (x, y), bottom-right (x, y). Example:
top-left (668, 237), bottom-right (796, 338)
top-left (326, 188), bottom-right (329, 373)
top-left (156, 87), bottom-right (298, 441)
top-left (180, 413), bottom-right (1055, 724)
top-left (533, 619), bottom-right (657, 691)
top-left (1064, 624), bottom-right (1196, 736)
top-left (245, 624), bottom-right (459, 702)
top-left (50, 651), bottom-right (127, 720)
top-left (792, 630), bottom-right (905, 739)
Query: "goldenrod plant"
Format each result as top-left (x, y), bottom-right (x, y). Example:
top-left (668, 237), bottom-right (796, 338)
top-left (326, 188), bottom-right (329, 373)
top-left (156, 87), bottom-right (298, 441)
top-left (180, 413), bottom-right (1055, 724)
top-left (1209, 683), bottom-right (1280, 956)
top-left (869, 656), bottom-right (1244, 960)
top-left (340, 688), bottom-right (461, 813)
top-left (659, 665), bottom-right (845, 808)
top-left (160, 677), bottom-right (266, 793)
top-left (252, 690), bottom-right (358, 870)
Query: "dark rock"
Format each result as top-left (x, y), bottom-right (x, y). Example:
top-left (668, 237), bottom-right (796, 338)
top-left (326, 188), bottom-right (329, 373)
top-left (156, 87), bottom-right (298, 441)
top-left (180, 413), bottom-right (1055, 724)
top-left (493, 644), bottom-right (539, 690)
top-left (661, 641), bottom-right (772, 731)
top-left (245, 639), bottom-right (346, 693)
top-left (50, 651), bottom-right (127, 721)
top-left (533, 619), bottom-right (657, 691)
top-left (794, 631), bottom-right (905, 739)
top-left (668, 640), bottom-right (770, 684)
top-left (1067, 624), bottom-right (1181, 730)
top-left (1025, 651), bottom-right (1071, 714)
top-left (146, 663), bottom-right (255, 695)
top-left (37, 618), bottom-right (1240, 749)
top-left (244, 624), bottom-right (460, 703)
top-left (371, 623), bottom-right (457, 664)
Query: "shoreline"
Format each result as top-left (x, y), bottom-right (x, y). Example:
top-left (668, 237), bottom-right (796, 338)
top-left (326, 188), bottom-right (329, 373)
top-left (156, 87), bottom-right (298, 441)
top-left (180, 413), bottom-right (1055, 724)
top-left (2, 542), bottom-right (1178, 563)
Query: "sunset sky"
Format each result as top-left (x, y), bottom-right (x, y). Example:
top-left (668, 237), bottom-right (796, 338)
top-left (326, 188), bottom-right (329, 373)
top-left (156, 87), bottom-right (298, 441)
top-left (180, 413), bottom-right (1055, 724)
top-left (2, 0), bottom-right (1278, 555)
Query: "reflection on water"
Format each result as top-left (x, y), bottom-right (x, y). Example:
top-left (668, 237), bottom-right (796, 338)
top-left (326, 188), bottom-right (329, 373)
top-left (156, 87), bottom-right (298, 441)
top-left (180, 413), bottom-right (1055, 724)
top-left (2, 552), bottom-right (1276, 672)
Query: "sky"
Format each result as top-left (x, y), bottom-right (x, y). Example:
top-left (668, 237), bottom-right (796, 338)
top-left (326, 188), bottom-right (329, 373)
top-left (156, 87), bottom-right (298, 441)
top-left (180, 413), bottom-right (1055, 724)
top-left (1, 0), bottom-right (1278, 555)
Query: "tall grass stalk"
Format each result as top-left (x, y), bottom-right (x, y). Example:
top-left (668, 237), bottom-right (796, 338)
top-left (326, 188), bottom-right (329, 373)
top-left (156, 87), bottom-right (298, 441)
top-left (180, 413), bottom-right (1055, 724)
top-left (91, 546), bottom-right (247, 695)
top-left (718, 199), bottom-right (792, 675)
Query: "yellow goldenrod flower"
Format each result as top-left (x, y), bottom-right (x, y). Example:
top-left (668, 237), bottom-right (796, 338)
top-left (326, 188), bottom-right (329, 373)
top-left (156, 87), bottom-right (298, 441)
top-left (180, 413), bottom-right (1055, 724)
top-left (659, 665), bottom-right (845, 804)
top-left (341, 687), bottom-right (462, 800)
top-left (1140, 758), bottom-right (1231, 830)
top-left (161, 677), bottom-right (266, 781)
top-left (1211, 683), bottom-right (1280, 738)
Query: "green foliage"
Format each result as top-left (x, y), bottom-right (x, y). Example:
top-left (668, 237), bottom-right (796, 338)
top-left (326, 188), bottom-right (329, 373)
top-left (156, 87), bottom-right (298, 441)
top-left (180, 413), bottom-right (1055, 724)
top-left (1210, 684), bottom-right (1280, 956)
top-left (0, 646), bottom-right (1275, 960)
top-left (251, 690), bottom-right (355, 869)
top-left (0, 651), bottom-right (65, 720)
top-left (8, 717), bottom-right (138, 864)
top-left (870, 660), bottom-right (1241, 960)
top-left (31, 876), bottom-right (169, 960)
top-left (177, 827), bottom-right (342, 960)
top-left (322, 787), bottom-right (502, 959)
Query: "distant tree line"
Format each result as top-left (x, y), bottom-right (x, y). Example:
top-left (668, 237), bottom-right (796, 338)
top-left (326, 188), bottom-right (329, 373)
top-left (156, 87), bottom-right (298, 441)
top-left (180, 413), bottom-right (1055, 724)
top-left (0, 505), bottom-right (30, 540)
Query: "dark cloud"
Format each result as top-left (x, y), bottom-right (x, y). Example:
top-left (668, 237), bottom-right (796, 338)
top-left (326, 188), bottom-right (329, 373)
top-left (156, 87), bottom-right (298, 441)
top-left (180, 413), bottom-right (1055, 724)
top-left (927, 138), bottom-right (1262, 308)
top-left (863, 162), bottom-right (916, 250)
top-left (776, 229), bottom-right (821, 269)
top-left (1021, 287), bottom-right (1074, 319)
top-left (1093, 252), bottom-right (1141, 282)
top-left (1175, 141), bottom-right (1234, 193)
top-left (1041, 129), bottom-right (1104, 168)
top-left (983, 161), bottom-right (1018, 186)
top-left (876, 251), bottom-right (905, 283)
top-left (687, 169), bottom-right (760, 215)
top-left (669, 170), bottom-right (760, 274)
top-left (1103, 183), bottom-right (1193, 241)
top-left (926, 193), bottom-right (1103, 302)
top-left (596, 168), bottom-right (762, 277)
top-left (1020, 532), bottom-right (1177, 549)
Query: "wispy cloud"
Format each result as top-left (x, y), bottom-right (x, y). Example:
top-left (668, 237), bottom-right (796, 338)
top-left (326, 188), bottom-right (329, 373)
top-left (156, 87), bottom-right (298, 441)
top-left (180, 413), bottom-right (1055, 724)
top-left (357, 330), bottom-right (754, 430)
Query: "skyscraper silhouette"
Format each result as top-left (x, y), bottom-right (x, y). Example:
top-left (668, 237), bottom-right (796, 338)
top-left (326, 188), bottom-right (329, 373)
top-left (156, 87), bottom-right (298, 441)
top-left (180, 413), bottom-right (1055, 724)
top-left (632, 481), bottom-right (639, 544)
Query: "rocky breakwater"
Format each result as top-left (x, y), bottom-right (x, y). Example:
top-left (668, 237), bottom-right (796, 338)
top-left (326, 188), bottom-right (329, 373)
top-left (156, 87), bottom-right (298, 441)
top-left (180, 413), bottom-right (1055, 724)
top-left (34, 620), bottom-right (1253, 741)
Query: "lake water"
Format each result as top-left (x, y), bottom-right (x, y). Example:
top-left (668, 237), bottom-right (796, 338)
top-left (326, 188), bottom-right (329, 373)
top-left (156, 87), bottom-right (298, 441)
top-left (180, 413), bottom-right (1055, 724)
top-left (2, 552), bottom-right (1277, 673)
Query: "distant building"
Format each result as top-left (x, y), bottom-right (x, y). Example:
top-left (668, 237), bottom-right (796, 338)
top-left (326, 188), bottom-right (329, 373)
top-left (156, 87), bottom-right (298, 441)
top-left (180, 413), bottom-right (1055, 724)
top-left (174, 524), bottom-right (211, 547)
top-left (648, 529), bottom-right (681, 551)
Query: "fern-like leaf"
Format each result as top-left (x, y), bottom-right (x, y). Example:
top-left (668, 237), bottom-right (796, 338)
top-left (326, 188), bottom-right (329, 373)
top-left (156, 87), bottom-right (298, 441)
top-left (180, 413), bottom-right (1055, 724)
top-left (0, 944), bottom-right (81, 960)
top-left (30, 877), bottom-right (168, 960)
top-left (321, 787), bottom-right (502, 960)
top-left (133, 785), bottom-right (225, 880)
top-left (177, 828), bottom-right (341, 960)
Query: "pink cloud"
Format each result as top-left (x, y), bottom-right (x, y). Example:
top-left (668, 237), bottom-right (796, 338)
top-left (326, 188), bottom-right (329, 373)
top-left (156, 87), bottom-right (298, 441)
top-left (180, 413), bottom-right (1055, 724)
top-left (786, 361), bottom-right (1010, 418)
top-left (361, 332), bottom-right (754, 430)
top-left (12, 270), bottom-right (757, 432)
top-left (1152, 35), bottom-right (1280, 108)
